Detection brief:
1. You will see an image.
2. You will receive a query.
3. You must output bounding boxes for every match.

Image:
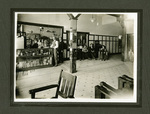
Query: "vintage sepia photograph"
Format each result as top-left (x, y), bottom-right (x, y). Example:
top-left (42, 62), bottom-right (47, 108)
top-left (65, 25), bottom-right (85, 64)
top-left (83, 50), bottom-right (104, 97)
top-left (14, 11), bottom-right (138, 103)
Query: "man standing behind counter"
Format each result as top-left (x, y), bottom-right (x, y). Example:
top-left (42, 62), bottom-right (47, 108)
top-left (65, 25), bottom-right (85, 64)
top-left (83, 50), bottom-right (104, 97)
top-left (51, 36), bottom-right (59, 66)
top-left (58, 37), bottom-right (64, 63)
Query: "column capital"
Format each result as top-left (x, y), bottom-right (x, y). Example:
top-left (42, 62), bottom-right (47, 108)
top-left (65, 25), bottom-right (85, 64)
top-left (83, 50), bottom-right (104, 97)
top-left (67, 14), bottom-right (81, 20)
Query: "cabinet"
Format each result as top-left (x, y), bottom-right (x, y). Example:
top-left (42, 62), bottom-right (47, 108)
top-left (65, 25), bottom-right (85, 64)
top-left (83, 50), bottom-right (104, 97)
top-left (16, 48), bottom-right (53, 72)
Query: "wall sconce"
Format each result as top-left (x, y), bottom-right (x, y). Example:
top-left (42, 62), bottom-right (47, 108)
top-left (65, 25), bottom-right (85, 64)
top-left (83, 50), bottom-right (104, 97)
top-left (90, 14), bottom-right (95, 23)
top-left (118, 35), bottom-right (122, 39)
top-left (96, 15), bottom-right (99, 26)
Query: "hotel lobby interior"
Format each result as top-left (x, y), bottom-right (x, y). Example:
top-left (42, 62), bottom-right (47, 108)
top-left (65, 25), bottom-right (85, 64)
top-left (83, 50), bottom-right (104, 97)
top-left (15, 13), bottom-right (136, 101)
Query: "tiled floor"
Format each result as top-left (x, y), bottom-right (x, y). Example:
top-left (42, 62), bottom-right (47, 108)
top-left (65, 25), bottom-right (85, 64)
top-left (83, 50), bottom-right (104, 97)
top-left (16, 54), bottom-right (133, 99)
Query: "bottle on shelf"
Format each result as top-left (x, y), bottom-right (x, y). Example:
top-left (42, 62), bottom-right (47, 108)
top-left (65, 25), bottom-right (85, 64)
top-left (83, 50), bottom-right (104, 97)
top-left (38, 39), bottom-right (41, 48)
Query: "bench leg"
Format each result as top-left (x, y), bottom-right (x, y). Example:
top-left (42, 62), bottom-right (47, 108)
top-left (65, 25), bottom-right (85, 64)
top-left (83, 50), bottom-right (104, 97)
top-left (95, 85), bottom-right (106, 98)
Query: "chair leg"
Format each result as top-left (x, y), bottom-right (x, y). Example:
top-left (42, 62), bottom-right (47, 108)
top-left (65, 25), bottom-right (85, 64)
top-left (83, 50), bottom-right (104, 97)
top-left (31, 92), bottom-right (35, 99)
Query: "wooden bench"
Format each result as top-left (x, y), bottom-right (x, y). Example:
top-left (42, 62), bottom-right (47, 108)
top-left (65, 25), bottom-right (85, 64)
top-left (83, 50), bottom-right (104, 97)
top-left (95, 75), bottom-right (133, 99)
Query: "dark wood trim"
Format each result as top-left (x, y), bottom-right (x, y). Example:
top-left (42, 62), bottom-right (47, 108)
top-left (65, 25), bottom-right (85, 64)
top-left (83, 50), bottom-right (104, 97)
top-left (88, 34), bottom-right (121, 54)
top-left (76, 14), bottom-right (81, 19)
top-left (67, 14), bottom-right (81, 20)
top-left (112, 37), bottom-right (114, 53)
top-left (109, 37), bottom-right (110, 52)
top-left (87, 34), bottom-right (89, 47)
top-left (62, 27), bottom-right (64, 42)
top-left (115, 36), bottom-right (116, 53)
top-left (90, 34), bottom-right (118, 37)
top-left (66, 30), bottom-right (90, 35)
top-left (67, 14), bottom-right (74, 20)
top-left (102, 36), bottom-right (103, 45)
top-left (105, 36), bottom-right (107, 47)
top-left (118, 37), bottom-right (119, 53)
top-left (18, 21), bottom-right (64, 29)
top-left (108, 14), bottom-right (121, 17)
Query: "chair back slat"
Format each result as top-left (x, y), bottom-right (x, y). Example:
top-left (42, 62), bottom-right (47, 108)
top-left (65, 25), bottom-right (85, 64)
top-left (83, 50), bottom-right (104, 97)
top-left (64, 80), bottom-right (70, 96)
top-left (68, 76), bottom-right (76, 97)
top-left (60, 78), bottom-right (66, 93)
top-left (68, 81), bottom-right (73, 97)
top-left (57, 70), bottom-right (77, 98)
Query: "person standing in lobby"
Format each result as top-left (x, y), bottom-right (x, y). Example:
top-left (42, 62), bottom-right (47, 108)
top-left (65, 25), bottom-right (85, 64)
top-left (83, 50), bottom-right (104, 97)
top-left (82, 44), bottom-right (88, 60)
top-left (58, 37), bottom-right (64, 63)
top-left (51, 35), bottom-right (59, 66)
top-left (78, 43), bottom-right (83, 61)
top-left (88, 43), bottom-right (95, 59)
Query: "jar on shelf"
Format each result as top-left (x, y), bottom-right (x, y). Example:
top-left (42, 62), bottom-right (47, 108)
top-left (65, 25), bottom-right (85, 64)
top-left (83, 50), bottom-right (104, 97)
top-left (47, 60), bottom-right (50, 64)
top-left (25, 52), bottom-right (28, 56)
top-left (32, 52), bottom-right (35, 56)
top-left (20, 52), bottom-right (23, 56)
top-left (36, 50), bottom-right (39, 56)
top-left (29, 51), bottom-right (32, 56)
top-left (50, 57), bottom-right (52, 64)
top-left (16, 50), bottom-right (21, 57)
top-left (38, 39), bottom-right (41, 48)
top-left (26, 62), bottom-right (29, 68)
top-left (40, 49), bottom-right (43, 55)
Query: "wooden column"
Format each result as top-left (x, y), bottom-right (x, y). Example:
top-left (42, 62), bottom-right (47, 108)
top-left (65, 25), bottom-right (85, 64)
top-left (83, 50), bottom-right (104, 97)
top-left (69, 22), bottom-right (77, 73)
top-left (117, 15), bottom-right (127, 61)
top-left (67, 14), bottom-right (80, 73)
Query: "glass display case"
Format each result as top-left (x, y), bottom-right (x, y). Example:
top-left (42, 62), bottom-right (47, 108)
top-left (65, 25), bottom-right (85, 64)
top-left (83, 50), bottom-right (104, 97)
top-left (16, 21), bottom-right (64, 72)
top-left (16, 48), bottom-right (53, 72)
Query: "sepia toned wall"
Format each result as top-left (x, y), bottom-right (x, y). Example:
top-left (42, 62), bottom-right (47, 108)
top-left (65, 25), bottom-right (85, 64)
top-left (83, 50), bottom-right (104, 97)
top-left (18, 14), bottom-right (123, 36)
top-left (18, 13), bottom-right (135, 62)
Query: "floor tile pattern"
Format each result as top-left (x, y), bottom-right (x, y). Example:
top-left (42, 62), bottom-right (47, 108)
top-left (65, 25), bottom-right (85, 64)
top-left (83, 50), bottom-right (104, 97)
top-left (16, 54), bottom-right (133, 99)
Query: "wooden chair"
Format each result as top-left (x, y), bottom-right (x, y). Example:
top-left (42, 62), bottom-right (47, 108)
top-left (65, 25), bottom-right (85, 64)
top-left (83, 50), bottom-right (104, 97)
top-left (29, 69), bottom-right (77, 99)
